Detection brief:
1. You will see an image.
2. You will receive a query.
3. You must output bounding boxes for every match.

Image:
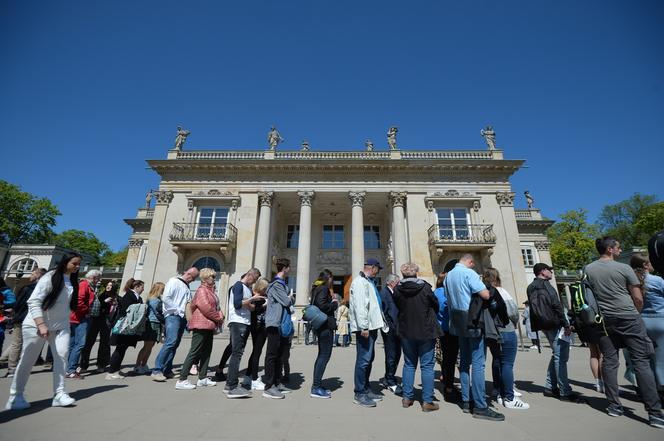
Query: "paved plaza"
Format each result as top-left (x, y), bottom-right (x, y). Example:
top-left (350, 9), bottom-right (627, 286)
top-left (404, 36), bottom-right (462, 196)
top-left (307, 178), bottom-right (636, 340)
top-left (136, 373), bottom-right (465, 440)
top-left (0, 335), bottom-right (661, 441)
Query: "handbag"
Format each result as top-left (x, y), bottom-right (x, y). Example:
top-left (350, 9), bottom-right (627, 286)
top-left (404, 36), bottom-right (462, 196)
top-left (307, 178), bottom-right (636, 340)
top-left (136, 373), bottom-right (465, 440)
top-left (302, 305), bottom-right (328, 331)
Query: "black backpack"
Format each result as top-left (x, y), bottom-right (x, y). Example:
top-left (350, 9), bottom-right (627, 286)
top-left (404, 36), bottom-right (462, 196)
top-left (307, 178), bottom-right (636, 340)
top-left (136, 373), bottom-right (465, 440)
top-left (528, 287), bottom-right (559, 331)
top-left (648, 230), bottom-right (664, 274)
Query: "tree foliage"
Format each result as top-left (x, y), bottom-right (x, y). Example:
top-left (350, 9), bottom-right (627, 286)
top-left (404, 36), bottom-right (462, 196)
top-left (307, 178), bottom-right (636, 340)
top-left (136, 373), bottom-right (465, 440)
top-left (0, 180), bottom-right (61, 245)
top-left (634, 202), bottom-right (664, 240)
top-left (547, 209), bottom-right (600, 270)
top-left (598, 193), bottom-right (658, 250)
top-left (53, 229), bottom-right (111, 264)
top-left (101, 247), bottom-right (128, 266)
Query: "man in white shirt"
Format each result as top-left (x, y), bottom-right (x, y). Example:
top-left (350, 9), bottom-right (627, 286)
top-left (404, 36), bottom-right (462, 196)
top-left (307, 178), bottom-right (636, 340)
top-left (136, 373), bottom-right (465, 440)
top-left (152, 267), bottom-right (199, 382)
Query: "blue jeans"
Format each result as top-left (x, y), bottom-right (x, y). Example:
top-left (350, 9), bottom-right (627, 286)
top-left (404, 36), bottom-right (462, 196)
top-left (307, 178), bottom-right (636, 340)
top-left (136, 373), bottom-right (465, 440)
top-left (544, 329), bottom-right (572, 395)
top-left (490, 331), bottom-right (518, 401)
top-left (381, 330), bottom-right (402, 386)
top-left (153, 315), bottom-right (186, 375)
top-left (353, 330), bottom-right (377, 394)
top-left (67, 319), bottom-right (89, 373)
top-left (401, 338), bottom-right (436, 403)
top-left (458, 335), bottom-right (487, 409)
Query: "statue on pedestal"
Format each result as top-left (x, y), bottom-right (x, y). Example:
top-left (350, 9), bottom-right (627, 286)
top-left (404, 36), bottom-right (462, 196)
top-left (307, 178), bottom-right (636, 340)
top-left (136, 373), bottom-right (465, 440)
top-left (268, 126), bottom-right (284, 151)
top-left (480, 125), bottom-right (496, 150)
top-left (365, 139), bottom-right (374, 151)
top-left (145, 190), bottom-right (153, 208)
top-left (524, 191), bottom-right (535, 209)
top-left (174, 126), bottom-right (190, 150)
top-left (387, 126), bottom-right (398, 150)
top-left (301, 140), bottom-right (310, 151)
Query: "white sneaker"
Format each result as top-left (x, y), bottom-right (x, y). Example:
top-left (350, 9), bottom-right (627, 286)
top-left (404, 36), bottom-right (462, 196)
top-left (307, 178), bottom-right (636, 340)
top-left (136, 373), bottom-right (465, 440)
top-left (595, 380), bottom-right (605, 394)
top-left (495, 395), bottom-right (504, 406)
top-left (252, 379), bottom-right (266, 391)
top-left (197, 378), bottom-right (217, 387)
top-left (105, 372), bottom-right (124, 380)
top-left (503, 397), bottom-right (530, 410)
top-left (52, 393), bottom-right (76, 407)
top-left (529, 345), bottom-right (538, 351)
top-left (513, 388), bottom-right (523, 397)
top-left (5, 394), bottom-right (30, 410)
top-left (175, 380), bottom-right (197, 390)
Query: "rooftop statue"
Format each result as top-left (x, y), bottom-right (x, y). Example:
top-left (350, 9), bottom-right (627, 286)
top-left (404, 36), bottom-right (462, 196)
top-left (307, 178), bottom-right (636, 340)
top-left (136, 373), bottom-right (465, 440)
top-left (365, 139), bottom-right (374, 151)
top-left (480, 125), bottom-right (496, 150)
top-left (268, 126), bottom-right (284, 151)
top-left (301, 140), bottom-right (310, 151)
top-left (145, 190), bottom-right (153, 208)
top-left (174, 126), bottom-right (190, 151)
top-left (387, 126), bottom-right (398, 150)
top-left (524, 190), bottom-right (535, 209)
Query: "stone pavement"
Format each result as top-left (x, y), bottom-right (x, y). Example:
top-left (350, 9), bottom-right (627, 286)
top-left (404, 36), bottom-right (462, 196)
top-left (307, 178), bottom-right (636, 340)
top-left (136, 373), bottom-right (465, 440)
top-left (0, 336), bottom-right (661, 440)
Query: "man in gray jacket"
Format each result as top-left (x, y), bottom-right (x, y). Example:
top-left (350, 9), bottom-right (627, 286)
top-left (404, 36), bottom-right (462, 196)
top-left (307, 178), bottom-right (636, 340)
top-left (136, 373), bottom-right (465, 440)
top-left (262, 258), bottom-right (295, 399)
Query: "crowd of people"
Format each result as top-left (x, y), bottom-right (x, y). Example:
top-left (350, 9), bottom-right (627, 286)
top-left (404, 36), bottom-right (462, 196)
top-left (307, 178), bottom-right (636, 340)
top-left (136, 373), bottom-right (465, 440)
top-left (1, 235), bottom-right (663, 429)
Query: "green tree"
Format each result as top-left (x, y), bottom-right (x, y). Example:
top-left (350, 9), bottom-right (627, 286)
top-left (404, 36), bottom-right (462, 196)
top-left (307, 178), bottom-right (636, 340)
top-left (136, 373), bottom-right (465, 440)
top-left (101, 247), bottom-right (128, 266)
top-left (634, 202), bottom-right (664, 239)
top-left (598, 193), bottom-right (658, 249)
top-left (0, 180), bottom-right (60, 245)
top-left (53, 229), bottom-right (111, 264)
top-left (547, 209), bottom-right (600, 270)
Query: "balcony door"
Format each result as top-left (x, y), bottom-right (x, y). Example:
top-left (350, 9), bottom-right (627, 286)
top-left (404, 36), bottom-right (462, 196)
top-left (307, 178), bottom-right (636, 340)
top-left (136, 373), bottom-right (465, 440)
top-left (436, 208), bottom-right (470, 240)
top-left (196, 207), bottom-right (229, 239)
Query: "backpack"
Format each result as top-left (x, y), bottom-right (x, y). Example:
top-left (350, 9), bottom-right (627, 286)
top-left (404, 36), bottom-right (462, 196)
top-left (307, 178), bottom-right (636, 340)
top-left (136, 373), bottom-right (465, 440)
top-left (648, 230), bottom-right (664, 274)
top-left (280, 307), bottom-right (294, 337)
top-left (528, 285), bottom-right (559, 331)
top-left (569, 278), bottom-right (603, 328)
top-left (112, 303), bottom-right (148, 336)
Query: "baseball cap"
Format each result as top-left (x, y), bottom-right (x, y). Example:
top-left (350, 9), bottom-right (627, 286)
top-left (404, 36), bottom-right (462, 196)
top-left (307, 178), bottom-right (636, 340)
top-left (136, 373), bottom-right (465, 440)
top-left (364, 258), bottom-right (383, 270)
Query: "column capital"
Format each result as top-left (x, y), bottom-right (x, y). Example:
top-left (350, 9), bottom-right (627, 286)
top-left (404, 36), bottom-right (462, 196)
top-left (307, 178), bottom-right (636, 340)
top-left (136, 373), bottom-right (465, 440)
top-left (128, 238), bottom-right (144, 248)
top-left (348, 191), bottom-right (366, 207)
top-left (154, 190), bottom-right (174, 205)
top-left (297, 190), bottom-right (315, 207)
top-left (534, 240), bottom-right (550, 251)
top-left (257, 191), bottom-right (275, 207)
top-left (495, 191), bottom-right (515, 207)
top-left (389, 191), bottom-right (407, 208)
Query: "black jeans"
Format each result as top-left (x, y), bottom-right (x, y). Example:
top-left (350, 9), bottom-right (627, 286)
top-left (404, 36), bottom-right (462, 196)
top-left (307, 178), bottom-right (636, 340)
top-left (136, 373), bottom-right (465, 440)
top-left (312, 327), bottom-right (334, 389)
top-left (381, 329), bottom-right (402, 386)
top-left (599, 315), bottom-right (661, 414)
top-left (281, 335), bottom-right (292, 381)
top-left (109, 344), bottom-right (129, 373)
top-left (226, 323), bottom-right (251, 388)
top-left (245, 323), bottom-right (267, 380)
top-left (441, 333), bottom-right (459, 390)
top-left (80, 316), bottom-right (111, 370)
top-left (179, 330), bottom-right (214, 381)
top-left (264, 326), bottom-right (289, 389)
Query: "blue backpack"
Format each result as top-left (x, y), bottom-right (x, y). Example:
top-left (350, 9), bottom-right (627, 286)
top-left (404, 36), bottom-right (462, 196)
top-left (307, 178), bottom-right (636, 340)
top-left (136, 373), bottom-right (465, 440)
top-left (280, 307), bottom-right (294, 337)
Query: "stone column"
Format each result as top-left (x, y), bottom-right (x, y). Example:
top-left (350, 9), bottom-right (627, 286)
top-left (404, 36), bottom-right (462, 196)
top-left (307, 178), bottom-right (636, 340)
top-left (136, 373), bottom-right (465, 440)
top-left (295, 191), bottom-right (314, 306)
top-left (254, 191), bottom-right (275, 277)
top-left (349, 191), bottom-right (366, 279)
top-left (390, 191), bottom-right (409, 273)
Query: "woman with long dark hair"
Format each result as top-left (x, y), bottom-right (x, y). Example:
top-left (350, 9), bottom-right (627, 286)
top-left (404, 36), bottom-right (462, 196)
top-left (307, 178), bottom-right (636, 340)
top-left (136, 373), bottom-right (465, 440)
top-left (106, 278), bottom-right (145, 380)
top-left (310, 269), bottom-right (338, 399)
top-left (5, 252), bottom-right (81, 410)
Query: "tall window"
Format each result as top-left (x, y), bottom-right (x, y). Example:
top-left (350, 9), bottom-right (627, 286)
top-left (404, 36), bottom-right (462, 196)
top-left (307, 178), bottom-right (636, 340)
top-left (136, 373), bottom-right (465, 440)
top-left (521, 248), bottom-right (535, 267)
top-left (196, 207), bottom-right (229, 239)
top-left (322, 225), bottom-right (345, 249)
top-left (436, 208), bottom-right (470, 240)
top-left (364, 225), bottom-right (381, 249)
top-left (137, 241), bottom-right (148, 267)
top-left (287, 225), bottom-right (300, 248)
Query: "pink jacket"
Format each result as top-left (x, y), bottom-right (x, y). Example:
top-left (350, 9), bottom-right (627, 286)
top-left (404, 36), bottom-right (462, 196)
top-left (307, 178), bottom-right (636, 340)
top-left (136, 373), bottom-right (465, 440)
top-left (188, 284), bottom-right (224, 330)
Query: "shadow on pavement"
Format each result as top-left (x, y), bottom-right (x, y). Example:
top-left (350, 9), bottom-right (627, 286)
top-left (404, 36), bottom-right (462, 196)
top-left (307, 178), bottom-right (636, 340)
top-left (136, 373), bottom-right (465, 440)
top-left (285, 372), bottom-right (305, 390)
top-left (323, 376), bottom-right (344, 392)
top-left (0, 384), bottom-right (128, 424)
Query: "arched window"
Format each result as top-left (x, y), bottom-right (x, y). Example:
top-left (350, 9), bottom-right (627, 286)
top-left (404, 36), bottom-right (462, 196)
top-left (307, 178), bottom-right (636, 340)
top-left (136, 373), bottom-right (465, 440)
top-left (11, 258), bottom-right (38, 273)
top-left (191, 256), bottom-right (221, 272)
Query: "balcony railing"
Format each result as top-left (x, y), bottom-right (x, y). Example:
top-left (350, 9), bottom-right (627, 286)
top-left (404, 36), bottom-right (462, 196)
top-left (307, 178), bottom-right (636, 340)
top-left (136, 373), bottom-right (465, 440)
top-left (428, 224), bottom-right (497, 244)
top-left (169, 222), bottom-right (238, 243)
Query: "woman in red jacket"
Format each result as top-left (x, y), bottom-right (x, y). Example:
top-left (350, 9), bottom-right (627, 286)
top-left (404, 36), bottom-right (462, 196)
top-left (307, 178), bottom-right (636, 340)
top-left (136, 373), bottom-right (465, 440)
top-left (175, 267), bottom-right (224, 390)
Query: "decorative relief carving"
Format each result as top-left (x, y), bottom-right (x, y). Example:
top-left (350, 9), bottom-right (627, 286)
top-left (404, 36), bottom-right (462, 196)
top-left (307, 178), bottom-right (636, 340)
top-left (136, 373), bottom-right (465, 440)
top-left (154, 190), bottom-right (174, 205)
top-left (534, 241), bottom-right (550, 251)
top-left (389, 191), bottom-right (407, 208)
top-left (231, 199), bottom-right (239, 211)
top-left (317, 251), bottom-right (348, 264)
top-left (429, 190), bottom-right (474, 198)
top-left (128, 238), bottom-right (144, 248)
top-left (297, 190), bottom-right (315, 207)
top-left (426, 200), bottom-right (434, 212)
top-left (257, 191), bottom-right (275, 207)
top-left (445, 189), bottom-right (460, 197)
top-left (495, 191), bottom-right (515, 206)
top-left (207, 189), bottom-right (221, 196)
top-left (472, 200), bottom-right (481, 212)
top-left (348, 191), bottom-right (366, 207)
top-left (367, 212), bottom-right (377, 223)
top-left (187, 200), bottom-right (194, 210)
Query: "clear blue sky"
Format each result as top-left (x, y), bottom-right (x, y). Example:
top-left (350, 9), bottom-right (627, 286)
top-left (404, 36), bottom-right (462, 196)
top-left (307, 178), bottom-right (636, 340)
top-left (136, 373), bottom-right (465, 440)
top-left (1, 0), bottom-right (663, 251)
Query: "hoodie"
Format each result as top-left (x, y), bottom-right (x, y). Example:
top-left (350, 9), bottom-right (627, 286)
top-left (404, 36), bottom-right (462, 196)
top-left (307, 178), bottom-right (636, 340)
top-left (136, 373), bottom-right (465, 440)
top-left (393, 277), bottom-right (442, 340)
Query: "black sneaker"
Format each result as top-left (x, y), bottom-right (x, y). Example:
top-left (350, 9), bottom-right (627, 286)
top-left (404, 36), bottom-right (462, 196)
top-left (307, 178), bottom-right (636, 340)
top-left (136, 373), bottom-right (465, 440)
top-left (461, 401), bottom-right (472, 413)
top-left (543, 388), bottom-right (560, 398)
top-left (559, 392), bottom-right (585, 403)
top-left (607, 404), bottom-right (624, 417)
top-left (649, 412), bottom-right (664, 429)
top-left (473, 408), bottom-right (505, 421)
top-left (214, 371), bottom-right (227, 382)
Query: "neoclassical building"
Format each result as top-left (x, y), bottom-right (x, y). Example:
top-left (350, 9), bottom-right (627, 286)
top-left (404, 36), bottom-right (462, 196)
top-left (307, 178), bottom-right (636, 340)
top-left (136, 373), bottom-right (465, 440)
top-left (122, 144), bottom-right (554, 315)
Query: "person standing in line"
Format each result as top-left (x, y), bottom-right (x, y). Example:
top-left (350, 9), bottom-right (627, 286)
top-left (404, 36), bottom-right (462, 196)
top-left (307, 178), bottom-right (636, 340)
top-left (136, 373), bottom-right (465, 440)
top-left (445, 253), bottom-right (504, 421)
top-left (262, 258), bottom-right (295, 399)
top-left (586, 237), bottom-right (664, 429)
top-left (393, 262), bottom-right (442, 412)
top-left (151, 267), bottom-right (199, 382)
top-left (310, 269), bottom-right (338, 399)
top-left (79, 280), bottom-right (117, 375)
top-left (224, 268), bottom-right (261, 398)
top-left (134, 282), bottom-right (165, 374)
top-left (0, 278), bottom-right (17, 365)
top-left (244, 277), bottom-right (269, 391)
top-left (5, 252), bottom-right (82, 410)
top-left (66, 269), bottom-right (101, 379)
top-left (335, 300), bottom-right (350, 347)
top-left (348, 258), bottom-right (387, 408)
top-left (4, 268), bottom-right (46, 378)
top-left (630, 254), bottom-right (664, 403)
top-left (175, 268), bottom-right (224, 390)
top-left (379, 273), bottom-right (402, 396)
top-left (433, 269), bottom-right (461, 402)
top-left (106, 279), bottom-right (144, 380)
top-left (483, 268), bottom-right (530, 410)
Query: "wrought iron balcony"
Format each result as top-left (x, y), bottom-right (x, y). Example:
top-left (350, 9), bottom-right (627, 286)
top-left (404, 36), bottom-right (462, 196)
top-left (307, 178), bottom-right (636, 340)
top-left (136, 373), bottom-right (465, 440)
top-left (169, 222), bottom-right (237, 245)
top-left (428, 224), bottom-right (497, 251)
